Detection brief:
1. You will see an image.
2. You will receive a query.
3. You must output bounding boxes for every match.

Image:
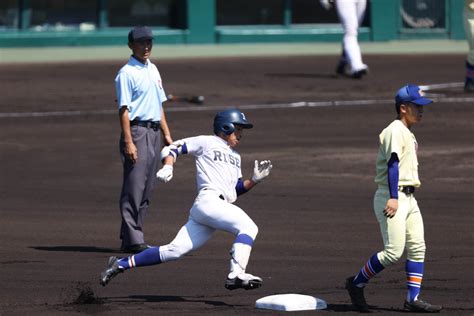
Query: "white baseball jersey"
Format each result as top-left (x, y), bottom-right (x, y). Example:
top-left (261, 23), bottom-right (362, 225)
top-left (115, 56), bottom-right (167, 121)
top-left (182, 135), bottom-right (242, 203)
top-left (374, 119), bottom-right (420, 188)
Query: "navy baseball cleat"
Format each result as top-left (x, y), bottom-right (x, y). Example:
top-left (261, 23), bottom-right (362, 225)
top-left (225, 273), bottom-right (263, 290)
top-left (100, 256), bottom-right (124, 286)
top-left (345, 276), bottom-right (370, 313)
top-left (404, 299), bottom-right (442, 313)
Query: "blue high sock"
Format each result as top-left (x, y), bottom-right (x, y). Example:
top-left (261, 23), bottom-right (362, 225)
top-left (117, 246), bottom-right (161, 270)
top-left (406, 260), bottom-right (424, 302)
top-left (353, 253), bottom-right (385, 287)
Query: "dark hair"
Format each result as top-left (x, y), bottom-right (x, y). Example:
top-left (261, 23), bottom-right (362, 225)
top-left (395, 102), bottom-right (402, 115)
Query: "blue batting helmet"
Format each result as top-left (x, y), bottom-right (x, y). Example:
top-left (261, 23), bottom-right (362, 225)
top-left (213, 108), bottom-right (253, 135)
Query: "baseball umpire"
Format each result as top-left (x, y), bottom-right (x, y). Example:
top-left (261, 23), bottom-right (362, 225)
top-left (115, 26), bottom-right (173, 254)
top-left (100, 108), bottom-right (272, 290)
top-left (345, 85), bottom-right (442, 313)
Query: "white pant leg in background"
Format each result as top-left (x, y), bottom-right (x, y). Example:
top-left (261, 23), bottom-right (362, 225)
top-left (464, 4), bottom-right (474, 65)
top-left (336, 0), bottom-right (367, 72)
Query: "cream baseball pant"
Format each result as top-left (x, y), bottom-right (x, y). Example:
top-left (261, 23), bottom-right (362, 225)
top-left (373, 187), bottom-right (426, 267)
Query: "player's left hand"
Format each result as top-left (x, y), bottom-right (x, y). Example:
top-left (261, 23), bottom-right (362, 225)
top-left (251, 160), bottom-right (272, 183)
top-left (156, 165), bottom-right (173, 183)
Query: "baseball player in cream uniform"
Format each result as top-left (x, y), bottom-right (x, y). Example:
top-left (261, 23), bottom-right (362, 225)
top-left (100, 108), bottom-right (273, 291)
top-left (345, 85), bottom-right (442, 313)
top-left (320, 0), bottom-right (368, 78)
top-left (464, 0), bottom-right (474, 91)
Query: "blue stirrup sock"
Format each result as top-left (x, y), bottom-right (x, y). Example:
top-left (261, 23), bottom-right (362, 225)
top-left (117, 246), bottom-right (161, 270)
top-left (353, 253), bottom-right (385, 287)
top-left (406, 260), bottom-right (424, 302)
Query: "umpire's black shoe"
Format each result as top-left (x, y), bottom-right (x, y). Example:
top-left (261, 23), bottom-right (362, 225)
top-left (345, 276), bottom-right (370, 313)
top-left (100, 256), bottom-right (124, 286)
top-left (404, 299), bottom-right (442, 313)
top-left (225, 273), bottom-right (263, 291)
top-left (121, 243), bottom-right (150, 254)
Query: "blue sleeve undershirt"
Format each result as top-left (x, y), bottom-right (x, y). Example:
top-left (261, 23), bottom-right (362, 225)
top-left (387, 153), bottom-right (399, 199)
top-left (235, 178), bottom-right (248, 196)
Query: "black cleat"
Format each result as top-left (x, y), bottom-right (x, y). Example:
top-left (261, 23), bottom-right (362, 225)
top-left (345, 276), bottom-right (370, 313)
top-left (120, 243), bottom-right (150, 254)
top-left (404, 299), bottom-right (442, 313)
top-left (225, 273), bottom-right (263, 290)
top-left (336, 60), bottom-right (348, 76)
top-left (100, 256), bottom-right (124, 286)
top-left (464, 80), bottom-right (474, 92)
top-left (351, 68), bottom-right (368, 79)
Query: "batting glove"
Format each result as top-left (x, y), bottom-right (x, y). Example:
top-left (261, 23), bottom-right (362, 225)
top-left (251, 160), bottom-right (273, 183)
top-left (156, 165), bottom-right (173, 183)
top-left (319, 0), bottom-right (333, 10)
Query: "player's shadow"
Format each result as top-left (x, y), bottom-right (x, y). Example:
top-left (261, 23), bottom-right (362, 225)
top-left (30, 246), bottom-right (122, 253)
top-left (265, 72), bottom-right (339, 79)
top-left (110, 295), bottom-right (242, 307)
top-left (326, 304), bottom-right (405, 313)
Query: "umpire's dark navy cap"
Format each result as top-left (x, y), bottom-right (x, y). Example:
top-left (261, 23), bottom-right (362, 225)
top-left (128, 26), bottom-right (153, 42)
top-left (395, 84), bottom-right (433, 106)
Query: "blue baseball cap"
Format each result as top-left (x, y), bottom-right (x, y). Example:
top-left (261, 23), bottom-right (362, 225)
top-left (128, 26), bottom-right (153, 42)
top-left (395, 84), bottom-right (433, 106)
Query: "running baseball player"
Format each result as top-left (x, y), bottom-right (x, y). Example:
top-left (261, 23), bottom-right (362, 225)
top-left (320, 0), bottom-right (368, 78)
top-left (345, 84), bottom-right (442, 313)
top-left (100, 108), bottom-right (272, 290)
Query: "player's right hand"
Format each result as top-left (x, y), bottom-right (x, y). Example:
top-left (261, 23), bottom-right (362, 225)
top-left (319, 0), bottom-right (333, 10)
top-left (384, 198), bottom-right (398, 218)
top-left (156, 165), bottom-right (173, 183)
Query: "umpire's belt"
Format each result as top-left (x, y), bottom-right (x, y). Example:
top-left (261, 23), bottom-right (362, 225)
top-left (399, 186), bottom-right (415, 195)
top-left (131, 120), bottom-right (160, 131)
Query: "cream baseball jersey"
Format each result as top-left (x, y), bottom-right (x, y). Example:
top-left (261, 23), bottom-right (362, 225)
top-left (182, 135), bottom-right (242, 203)
top-left (374, 120), bottom-right (420, 187)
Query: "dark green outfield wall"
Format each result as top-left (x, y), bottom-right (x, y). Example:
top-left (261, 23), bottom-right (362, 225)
top-left (0, 0), bottom-right (466, 48)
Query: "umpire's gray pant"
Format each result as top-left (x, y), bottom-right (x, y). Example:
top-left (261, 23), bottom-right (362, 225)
top-left (119, 125), bottom-right (161, 247)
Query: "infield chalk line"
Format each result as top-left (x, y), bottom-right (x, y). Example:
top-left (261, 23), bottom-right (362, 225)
top-left (1, 96), bottom-right (473, 119)
top-left (419, 82), bottom-right (464, 90)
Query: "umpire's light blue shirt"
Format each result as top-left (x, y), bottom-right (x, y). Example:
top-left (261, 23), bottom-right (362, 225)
top-left (115, 56), bottom-right (167, 122)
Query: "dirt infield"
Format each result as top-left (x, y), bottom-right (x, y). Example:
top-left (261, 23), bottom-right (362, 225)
top-left (0, 54), bottom-right (473, 315)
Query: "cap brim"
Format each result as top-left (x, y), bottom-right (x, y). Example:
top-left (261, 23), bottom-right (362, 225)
top-left (134, 36), bottom-right (153, 42)
top-left (411, 97), bottom-right (433, 106)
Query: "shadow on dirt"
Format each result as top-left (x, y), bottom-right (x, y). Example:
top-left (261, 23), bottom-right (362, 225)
top-left (30, 246), bottom-right (121, 253)
top-left (108, 295), bottom-right (244, 307)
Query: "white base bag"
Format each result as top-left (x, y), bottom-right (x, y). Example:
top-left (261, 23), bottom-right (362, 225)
top-left (255, 294), bottom-right (327, 311)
